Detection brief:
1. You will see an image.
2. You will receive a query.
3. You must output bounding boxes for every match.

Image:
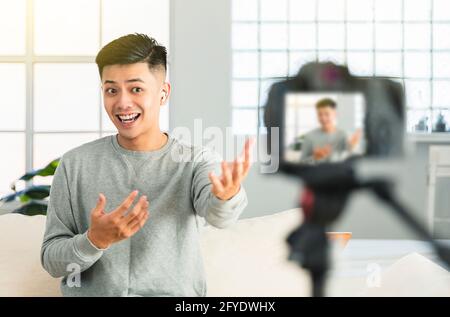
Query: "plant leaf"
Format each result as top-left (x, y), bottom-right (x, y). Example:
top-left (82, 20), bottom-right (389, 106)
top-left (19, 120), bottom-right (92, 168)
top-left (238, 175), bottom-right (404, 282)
top-left (13, 201), bottom-right (48, 216)
top-left (0, 192), bottom-right (18, 203)
top-left (24, 185), bottom-right (51, 200)
top-left (19, 194), bottom-right (30, 203)
top-left (19, 158), bottom-right (60, 181)
top-left (0, 185), bottom-right (51, 203)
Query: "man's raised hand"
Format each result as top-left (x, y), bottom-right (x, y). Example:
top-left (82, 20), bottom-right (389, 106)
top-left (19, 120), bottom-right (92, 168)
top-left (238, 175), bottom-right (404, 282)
top-left (208, 138), bottom-right (255, 201)
top-left (87, 190), bottom-right (149, 249)
top-left (348, 129), bottom-right (362, 150)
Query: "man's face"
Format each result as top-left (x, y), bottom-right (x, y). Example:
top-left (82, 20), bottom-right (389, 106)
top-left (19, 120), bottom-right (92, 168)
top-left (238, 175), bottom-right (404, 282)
top-left (101, 62), bottom-right (169, 140)
top-left (317, 106), bottom-right (337, 131)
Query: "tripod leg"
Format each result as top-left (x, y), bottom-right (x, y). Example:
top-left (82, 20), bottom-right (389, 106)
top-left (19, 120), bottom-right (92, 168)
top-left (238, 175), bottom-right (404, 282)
top-left (372, 184), bottom-right (450, 268)
top-left (311, 270), bottom-right (326, 297)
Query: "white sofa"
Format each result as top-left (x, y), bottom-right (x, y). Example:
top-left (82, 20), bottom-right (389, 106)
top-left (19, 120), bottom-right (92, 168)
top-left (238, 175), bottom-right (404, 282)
top-left (1, 209), bottom-right (449, 297)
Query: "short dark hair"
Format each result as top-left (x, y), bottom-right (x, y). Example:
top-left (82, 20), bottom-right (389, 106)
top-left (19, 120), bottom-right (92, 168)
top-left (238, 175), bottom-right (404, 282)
top-left (316, 98), bottom-right (337, 109)
top-left (95, 33), bottom-right (167, 77)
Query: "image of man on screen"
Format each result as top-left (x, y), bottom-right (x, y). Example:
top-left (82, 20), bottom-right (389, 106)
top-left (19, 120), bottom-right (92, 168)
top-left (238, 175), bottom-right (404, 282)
top-left (299, 98), bottom-right (361, 164)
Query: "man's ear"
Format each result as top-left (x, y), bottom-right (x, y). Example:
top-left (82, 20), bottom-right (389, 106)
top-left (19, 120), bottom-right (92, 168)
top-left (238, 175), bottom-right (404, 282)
top-left (160, 82), bottom-right (171, 105)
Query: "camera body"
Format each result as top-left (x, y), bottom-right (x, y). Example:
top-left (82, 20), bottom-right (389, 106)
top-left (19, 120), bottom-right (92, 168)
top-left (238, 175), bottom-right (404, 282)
top-left (264, 62), bottom-right (405, 187)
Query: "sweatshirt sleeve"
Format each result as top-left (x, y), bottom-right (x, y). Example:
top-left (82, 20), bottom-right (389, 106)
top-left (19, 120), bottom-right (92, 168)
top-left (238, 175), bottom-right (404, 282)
top-left (191, 148), bottom-right (248, 229)
top-left (40, 156), bottom-right (105, 278)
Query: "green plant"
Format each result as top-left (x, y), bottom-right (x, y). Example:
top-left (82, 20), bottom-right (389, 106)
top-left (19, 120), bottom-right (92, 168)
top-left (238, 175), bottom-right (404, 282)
top-left (290, 135), bottom-right (305, 151)
top-left (0, 158), bottom-right (60, 216)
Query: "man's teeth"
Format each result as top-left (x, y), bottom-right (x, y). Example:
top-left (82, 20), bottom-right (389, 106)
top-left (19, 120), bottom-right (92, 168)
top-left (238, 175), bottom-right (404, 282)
top-left (118, 113), bottom-right (140, 122)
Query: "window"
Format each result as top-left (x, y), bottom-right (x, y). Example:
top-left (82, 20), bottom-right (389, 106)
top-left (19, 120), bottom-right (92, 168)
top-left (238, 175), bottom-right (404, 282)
top-left (0, 0), bottom-right (170, 195)
top-left (231, 0), bottom-right (450, 135)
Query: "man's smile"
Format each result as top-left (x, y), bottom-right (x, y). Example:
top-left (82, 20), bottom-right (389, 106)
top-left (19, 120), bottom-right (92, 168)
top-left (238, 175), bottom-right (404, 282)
top-left (115, 112), bottom-right (142, 128)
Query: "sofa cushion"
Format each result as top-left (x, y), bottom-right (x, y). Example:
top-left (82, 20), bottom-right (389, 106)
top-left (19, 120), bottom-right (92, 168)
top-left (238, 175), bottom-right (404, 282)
top-left (0, 214), bottom-right (61, 296)
top-left (199, 208), bottom-right (309, 296)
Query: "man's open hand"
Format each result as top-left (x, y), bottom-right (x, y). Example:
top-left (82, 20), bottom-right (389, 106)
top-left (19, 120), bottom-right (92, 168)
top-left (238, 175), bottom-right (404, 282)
top-left (313, 144), bottom-right (332, 160)
top-left (208, 138), bottom-right (255, 201)
top-left (87, 190), bottom-right (149, 249)
top-left (348, 129), bottom-right (362, 150)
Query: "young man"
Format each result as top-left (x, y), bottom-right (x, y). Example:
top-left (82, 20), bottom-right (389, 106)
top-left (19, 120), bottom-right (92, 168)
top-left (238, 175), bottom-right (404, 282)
top-left (300, 98), bottom-right (361, 164)
top-left (41, 33), bottom-right (254, 296)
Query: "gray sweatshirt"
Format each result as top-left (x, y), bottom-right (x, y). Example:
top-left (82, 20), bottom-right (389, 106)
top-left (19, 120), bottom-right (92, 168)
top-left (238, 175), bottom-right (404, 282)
top-left (300, 128), bottom-right (349, 164)
top-left (40, 133), bottom-right (248, 297)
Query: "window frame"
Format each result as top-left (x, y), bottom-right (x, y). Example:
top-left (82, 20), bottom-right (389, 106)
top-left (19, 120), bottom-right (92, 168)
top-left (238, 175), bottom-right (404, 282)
top-left (0, 0), bottom-right (109, 177)
top-left (0, 0), bottom-right (170, 186)
top-left (231, 0), bottom-right (450, 136)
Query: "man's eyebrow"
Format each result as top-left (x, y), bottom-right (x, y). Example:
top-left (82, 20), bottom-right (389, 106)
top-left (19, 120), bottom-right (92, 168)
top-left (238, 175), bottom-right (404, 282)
top-left (103, 78), bottom-right (145, 84)
top-left (126, 78), bottom-right (145, 83)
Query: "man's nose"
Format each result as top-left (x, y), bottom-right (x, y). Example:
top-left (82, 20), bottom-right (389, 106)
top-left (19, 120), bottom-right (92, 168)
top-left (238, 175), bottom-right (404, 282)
top-left (116, 91), bottom-right (134, 109)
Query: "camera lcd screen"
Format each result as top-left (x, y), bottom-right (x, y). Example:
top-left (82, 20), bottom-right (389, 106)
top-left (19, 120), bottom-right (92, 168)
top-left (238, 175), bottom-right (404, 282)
top-left (284, 92), bottom-right (366, 165)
